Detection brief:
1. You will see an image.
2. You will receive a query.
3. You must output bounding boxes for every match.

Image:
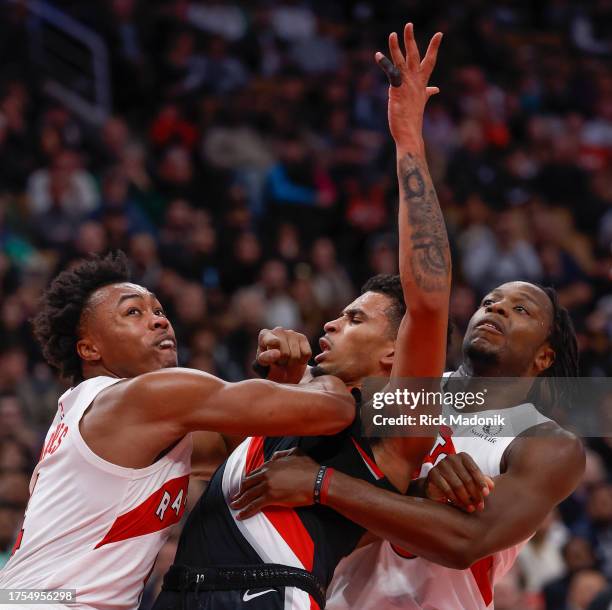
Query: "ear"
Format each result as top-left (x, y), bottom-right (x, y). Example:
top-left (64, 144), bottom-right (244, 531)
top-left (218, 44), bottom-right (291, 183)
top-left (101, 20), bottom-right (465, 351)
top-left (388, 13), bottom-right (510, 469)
top-left (380, 343), bottom-right (395, 371)
top-left (534, 344), bottom-right (555, 375)
top-left (76, 337), bottom-right (102, 364)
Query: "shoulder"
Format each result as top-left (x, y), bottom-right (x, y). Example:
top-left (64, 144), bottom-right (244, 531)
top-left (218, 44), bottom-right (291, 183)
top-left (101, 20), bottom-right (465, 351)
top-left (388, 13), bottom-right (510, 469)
top-left (503, 422), bottom-right (585, 494)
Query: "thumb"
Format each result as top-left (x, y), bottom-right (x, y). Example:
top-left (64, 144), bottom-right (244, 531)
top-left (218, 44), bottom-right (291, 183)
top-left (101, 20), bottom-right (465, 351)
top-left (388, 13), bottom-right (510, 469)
top-left (258, 349), bottom-right (282, 366)
top-left (426, 86), bottom-right (440, 98)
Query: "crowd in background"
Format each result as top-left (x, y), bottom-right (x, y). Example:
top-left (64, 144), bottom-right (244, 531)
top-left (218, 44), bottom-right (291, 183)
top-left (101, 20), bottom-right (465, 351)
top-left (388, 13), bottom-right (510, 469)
top-left (0, 0), bottom-right (611, 608)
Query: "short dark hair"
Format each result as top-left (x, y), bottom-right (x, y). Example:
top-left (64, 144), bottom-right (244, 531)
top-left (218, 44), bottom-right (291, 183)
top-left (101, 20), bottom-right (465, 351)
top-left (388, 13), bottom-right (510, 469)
top-left (361, 274), bottom-right (406, 335)
top-left (32, 252), bottom-right (130, 385)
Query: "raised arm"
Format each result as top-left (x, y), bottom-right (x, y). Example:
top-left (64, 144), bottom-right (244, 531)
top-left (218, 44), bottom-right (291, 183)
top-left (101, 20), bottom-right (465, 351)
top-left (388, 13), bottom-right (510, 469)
top-left (378, 24), bottom-right (450, 379)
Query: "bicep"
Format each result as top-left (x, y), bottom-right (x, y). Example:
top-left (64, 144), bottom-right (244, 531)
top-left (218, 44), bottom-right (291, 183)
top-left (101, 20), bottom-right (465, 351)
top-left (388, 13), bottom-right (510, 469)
top-left (472, 436), bottom-right (584, 558)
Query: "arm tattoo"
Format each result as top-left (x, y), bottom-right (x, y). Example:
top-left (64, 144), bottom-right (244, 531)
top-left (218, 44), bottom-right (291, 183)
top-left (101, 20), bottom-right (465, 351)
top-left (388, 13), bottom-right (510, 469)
top-left (399, 153), bottom-right (450, 292)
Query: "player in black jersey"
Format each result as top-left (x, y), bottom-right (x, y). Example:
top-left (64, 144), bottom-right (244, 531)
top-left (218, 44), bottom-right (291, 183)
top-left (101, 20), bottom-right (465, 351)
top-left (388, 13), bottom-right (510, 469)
top-left (152, 23), bottom-right (450, 610)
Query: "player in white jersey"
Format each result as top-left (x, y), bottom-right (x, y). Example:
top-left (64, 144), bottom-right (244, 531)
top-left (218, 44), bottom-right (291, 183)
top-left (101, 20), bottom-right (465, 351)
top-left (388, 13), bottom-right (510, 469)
top-left (231, 278), bottom-right (585, 609)
top-left (324, 398), bottom-right (554, 610)
top-left (0, 252), bottom-right (355, 610)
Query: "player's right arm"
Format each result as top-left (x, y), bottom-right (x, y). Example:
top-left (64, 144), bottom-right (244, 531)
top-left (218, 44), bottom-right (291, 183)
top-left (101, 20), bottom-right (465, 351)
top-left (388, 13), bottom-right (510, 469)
top-left (101, 367), bottom-right (354, 442)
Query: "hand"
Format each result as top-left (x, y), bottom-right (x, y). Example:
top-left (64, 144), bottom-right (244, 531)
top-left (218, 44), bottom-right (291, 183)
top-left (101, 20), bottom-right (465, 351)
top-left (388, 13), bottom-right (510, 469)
top-left (256, 327), bottom-right (312, 384)
top-left (425, 452), bottom-right (495, 513)
top-left (230, 451), bottom-right (320, 519)
top-left (375, 23), bottom-right (442, 150)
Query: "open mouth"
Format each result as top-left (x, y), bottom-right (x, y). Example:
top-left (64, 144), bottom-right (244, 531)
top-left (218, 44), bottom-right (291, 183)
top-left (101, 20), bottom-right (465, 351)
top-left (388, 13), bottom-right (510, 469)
top-left (156, 338), bottom-right (177, 350)
top-left (315, 337), bottom-right (332, 362)
top-left (475, 320), bottom-right (503, 335)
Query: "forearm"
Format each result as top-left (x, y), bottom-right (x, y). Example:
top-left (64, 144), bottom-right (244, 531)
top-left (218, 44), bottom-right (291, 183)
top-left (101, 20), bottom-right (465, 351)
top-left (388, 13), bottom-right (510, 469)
top-left (326, 470), bottom-right (478, 568)
top-left (396, 143), bottom-right (451, 309)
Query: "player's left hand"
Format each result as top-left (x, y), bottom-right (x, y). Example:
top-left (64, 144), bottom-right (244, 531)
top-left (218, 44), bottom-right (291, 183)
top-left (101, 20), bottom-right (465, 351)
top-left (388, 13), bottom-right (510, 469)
top-left (376, 23), bottom-right (442, 149)
top-left (425, 452), bottom-right (495, 513)
top-left (230, 450), bottom-right (319, 519)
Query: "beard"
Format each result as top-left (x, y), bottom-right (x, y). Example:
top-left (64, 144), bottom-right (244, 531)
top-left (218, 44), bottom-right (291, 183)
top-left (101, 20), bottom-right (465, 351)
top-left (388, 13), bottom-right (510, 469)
top-left (464, 339), bottom-right (501, 368)
top-left (310, 364), bottom-right (329, 378)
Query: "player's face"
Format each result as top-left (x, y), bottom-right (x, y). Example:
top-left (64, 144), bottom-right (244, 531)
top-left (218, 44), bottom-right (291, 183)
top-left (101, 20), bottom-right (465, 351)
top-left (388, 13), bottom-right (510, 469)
top-left (463, 281), bottom-right (554, 376)
top-left (80, 283), bottom-right (178, 378)
top-left (313, 292), bottom-right (396, 386)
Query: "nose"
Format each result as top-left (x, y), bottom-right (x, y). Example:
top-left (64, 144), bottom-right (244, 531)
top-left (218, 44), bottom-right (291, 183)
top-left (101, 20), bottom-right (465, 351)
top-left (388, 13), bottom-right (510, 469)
top-left (485, 300), bottom-right (508, 317)
top-left (150, 312), bottom-right (169, 330)
top-left (323, 316), bottom-right (341, 334)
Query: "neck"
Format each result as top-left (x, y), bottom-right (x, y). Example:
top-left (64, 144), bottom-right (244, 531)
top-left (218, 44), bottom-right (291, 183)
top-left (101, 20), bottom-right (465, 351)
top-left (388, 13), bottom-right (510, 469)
top-left (82, 362), bottom-right (121, 381)
top-left (452, 362), bottom-right (535, 411)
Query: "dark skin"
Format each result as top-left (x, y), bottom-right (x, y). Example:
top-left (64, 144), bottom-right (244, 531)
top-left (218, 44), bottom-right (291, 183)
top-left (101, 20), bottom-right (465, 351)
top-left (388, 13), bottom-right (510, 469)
top-left (250, 23), bottom-right (450, 495)
top-left (231, 281), bottom-right (585, 569)
top-left (75, 282), bottom-right (356, 469)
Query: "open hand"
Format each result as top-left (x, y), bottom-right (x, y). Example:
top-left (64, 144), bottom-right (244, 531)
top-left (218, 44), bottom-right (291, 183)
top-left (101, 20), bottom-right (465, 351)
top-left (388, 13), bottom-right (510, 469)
top-left (376, 23), bottom-right (443, 149)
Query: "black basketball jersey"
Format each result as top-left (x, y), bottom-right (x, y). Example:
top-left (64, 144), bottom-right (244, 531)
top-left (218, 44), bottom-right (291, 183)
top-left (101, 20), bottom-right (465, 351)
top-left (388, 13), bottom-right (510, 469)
top-left (173, 392), bottom-right (397, 598)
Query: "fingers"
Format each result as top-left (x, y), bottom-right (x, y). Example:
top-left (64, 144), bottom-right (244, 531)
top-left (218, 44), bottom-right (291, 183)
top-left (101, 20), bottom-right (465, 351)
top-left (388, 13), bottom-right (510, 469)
top-left (431, 453), bottom-right (493, 512)
top-left (257, 328), bottom-right (311, 366)
top-left (426, 86), bottom-right (440, 98)
top-left (388, 31), bottom-right (405, 71)
top-left (297, 334), bottom-right (312, 364)
top-left (420, 32), bottom-right (443, 81)
top-left (427, 469), bottom-right (461, 506)
top-left (257, 348), bottom-right (282, 366)
top-left (375, 52), bottom-right (402, 87)
top-left (403, 22), bottom-right (420, 72)
top-left (270, 448), bottom-right (298, 461)
top-left (236, 497), bottom-right (268, 520)
top-left (461, 453), bottom-right (491, 497)
top-left (230, 482), bottom-right (267, 513)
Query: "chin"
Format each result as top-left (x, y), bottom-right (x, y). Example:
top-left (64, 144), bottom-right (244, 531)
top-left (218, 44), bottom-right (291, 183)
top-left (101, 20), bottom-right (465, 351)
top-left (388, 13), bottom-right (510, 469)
top-left (464, 340), bottom-right (501, 366)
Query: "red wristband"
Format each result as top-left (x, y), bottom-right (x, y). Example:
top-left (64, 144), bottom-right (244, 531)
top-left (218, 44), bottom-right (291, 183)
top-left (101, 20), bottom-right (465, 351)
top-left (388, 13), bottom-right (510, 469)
top-left (320, 467), bottom-right (334, 506)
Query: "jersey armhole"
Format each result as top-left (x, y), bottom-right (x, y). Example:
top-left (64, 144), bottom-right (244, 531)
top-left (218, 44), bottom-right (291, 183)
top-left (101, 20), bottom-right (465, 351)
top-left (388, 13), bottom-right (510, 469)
top-left (71, 378), bottom-right (192, 479)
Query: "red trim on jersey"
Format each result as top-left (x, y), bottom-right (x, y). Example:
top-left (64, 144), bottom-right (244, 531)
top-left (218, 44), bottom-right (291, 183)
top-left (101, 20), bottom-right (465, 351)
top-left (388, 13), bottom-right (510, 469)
top-left (10, 529), bottom-right (24, 556)
top-left (262, 506), bottom-right (315, 571)
top-left (351, 437), bottom-right (384, 480)
top-left (390, 543), bottom-right (416, 559)
top-left (242, 437), bottom-right (315, 572)
top-left (470, 555), bottom-right (494, 606)
top-left (245, 436), bottom-right (265, 474)
top-left (94, 474), bottom-right (189, 549)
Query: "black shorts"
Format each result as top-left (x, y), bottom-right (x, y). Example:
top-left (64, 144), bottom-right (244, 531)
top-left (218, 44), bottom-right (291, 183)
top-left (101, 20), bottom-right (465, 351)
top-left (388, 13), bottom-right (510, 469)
top-left (152, 586), bottom-right (320, 610)
top-left (152, 564), bottom-right (325, 610)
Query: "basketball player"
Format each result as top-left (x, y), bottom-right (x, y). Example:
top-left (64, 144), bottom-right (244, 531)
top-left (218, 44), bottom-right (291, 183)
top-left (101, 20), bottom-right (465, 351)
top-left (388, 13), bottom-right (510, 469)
top-left (231, 280), bottom-right (586, 610)
top-left (0, 252), bottom-right (356, 610)
top-left (152, 23), bottom-right (452, 610)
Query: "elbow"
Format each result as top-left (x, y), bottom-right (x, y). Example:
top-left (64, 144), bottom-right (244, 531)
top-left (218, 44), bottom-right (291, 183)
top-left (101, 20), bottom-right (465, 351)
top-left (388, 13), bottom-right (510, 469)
top-left (435, 531), bottom-right (483, 570)
top-left (321, 398), bottom-right (356, 435)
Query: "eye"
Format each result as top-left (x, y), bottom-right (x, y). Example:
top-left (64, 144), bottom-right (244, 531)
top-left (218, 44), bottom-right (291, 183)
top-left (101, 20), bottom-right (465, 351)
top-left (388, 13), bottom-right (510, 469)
top-left (514, 305), bottom-right (530, 315)
top-left (154, 308), bottom-right (166, 317)
top-left (482, 298), bottom-right (494, 307)
top-left (127, 307), bottom-right (141, 316)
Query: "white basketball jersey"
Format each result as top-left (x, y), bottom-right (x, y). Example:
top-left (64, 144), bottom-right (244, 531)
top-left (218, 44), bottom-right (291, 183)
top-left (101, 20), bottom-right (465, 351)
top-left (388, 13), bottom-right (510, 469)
top-left (0, 376), bottom-right (192, 610)
top-left (327, 400), bottom-right (551, 610)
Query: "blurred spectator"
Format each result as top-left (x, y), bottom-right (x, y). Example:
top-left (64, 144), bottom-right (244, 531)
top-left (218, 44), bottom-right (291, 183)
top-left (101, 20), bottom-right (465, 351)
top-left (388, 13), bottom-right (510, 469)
top-left (544, 536), bottom-right (599, 610)
top-left (566, 569), bottom-right (608, 610)
top-left (0, 4), bottom-right (609, 607)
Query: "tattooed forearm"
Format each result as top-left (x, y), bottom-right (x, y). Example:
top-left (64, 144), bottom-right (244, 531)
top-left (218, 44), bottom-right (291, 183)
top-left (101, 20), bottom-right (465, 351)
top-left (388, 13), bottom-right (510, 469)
top-left (399, 153), bottom-right (450, 292)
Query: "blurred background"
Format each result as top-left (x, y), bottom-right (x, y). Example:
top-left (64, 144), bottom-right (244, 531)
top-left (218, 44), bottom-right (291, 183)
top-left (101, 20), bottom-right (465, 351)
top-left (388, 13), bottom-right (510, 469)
top-left (0, 0), bottom-right (610, 608)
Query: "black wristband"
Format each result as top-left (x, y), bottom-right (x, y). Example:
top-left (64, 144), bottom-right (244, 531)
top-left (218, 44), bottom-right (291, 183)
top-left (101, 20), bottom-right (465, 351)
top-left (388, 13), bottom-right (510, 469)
top-left (313, 465), bottom-right (328, 504)
top-left (252, 360), bottom-right (270, 379)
